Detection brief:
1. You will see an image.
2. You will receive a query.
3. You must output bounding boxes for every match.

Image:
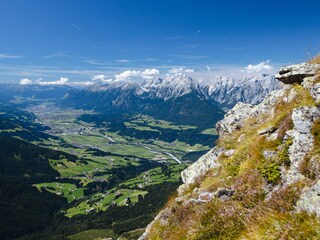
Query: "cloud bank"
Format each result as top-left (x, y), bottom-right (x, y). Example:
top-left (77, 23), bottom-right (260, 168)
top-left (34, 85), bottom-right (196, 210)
top-left (245, 60), bottom-right (273, 73)
top-left (115, 68), bottom-right (159, 81)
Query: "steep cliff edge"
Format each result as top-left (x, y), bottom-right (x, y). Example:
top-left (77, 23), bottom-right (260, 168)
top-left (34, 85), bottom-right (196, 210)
top-left (140, 61), bottom-right (320, 240)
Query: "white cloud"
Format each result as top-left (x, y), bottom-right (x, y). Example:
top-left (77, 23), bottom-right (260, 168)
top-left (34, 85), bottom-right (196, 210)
top-left (115, 68), bottom-right (159, 81)
top-left (43, 51), bottom-right (70, 59)
top-left (71, 23), bottom-right (81, 30)
top-left (141, 68), bottom-right (160, 79)
top-left (0, 54), bottom-right (22, 59)
top-left (116, 59), bottom-right (130, 63)
top-left (19, 78), bottom-right (33, 85)
top-left (168, 67), bottom-right (195, 75)
top-left (82, 59), bottom-right (106, 65)
top-left (92, 74), bottom-right (113, 82)
top-left (245, 60), bottom-right (273, 73)
top-left (115, 70), bottom-right (140, 81)
top-left (38, 77), bottom-right (69, 85)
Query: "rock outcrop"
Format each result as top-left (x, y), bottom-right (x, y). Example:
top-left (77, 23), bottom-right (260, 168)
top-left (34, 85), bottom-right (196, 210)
top-left (276, 63), bottom-right (320, 84)
top-left (283, 107), bottom-right (320, 185)
top-left (216, 102), bottom-right (254, 136)
top-left (178, 147), bottom-right (225, 195)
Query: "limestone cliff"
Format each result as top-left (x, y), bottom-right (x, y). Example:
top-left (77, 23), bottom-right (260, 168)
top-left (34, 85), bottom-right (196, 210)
top-left (139, 62), bottom-right (320, 240)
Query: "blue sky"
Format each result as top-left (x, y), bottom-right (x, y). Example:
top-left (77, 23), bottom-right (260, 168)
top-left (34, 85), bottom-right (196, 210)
top-left (0, 0), bottom-right (320, 84)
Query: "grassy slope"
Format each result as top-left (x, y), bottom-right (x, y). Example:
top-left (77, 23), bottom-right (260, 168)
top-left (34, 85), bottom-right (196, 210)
top-left (147, 79), bottom-right (320, 239)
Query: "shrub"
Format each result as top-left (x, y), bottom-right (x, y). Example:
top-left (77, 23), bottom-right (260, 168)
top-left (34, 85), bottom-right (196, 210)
top-left (258, 161), bottom-right (281, 184)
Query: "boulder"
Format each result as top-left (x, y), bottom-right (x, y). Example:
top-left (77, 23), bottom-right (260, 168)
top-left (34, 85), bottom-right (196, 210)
top-left (276, 63), bottom-right (320, 84)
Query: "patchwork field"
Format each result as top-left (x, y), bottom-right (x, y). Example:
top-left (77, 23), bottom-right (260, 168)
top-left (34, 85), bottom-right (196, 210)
top-left (20, 104), bottom-right (216, 218)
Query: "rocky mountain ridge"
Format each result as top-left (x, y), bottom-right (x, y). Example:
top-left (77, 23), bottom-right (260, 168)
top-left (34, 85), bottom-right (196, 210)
top-left (140, 62), bottom-right (320, 240)
top-left (206, 74), bottom-right (282, 110)
top-left (81, 73), bottom-right (282, 110)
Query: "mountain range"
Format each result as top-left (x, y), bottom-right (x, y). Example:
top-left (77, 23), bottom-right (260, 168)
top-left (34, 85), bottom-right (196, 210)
top-left (63, 73), bottom-right (281, 128)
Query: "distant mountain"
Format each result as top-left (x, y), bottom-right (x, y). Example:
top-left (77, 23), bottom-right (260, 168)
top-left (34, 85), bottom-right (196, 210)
top-left (143, 75), bottom-right (209, 100)
top-left (206, 74), bottom-right (282, 110)
top-left (0, 83), bottom-right (73, 101)
top-left (62, 73), bottom-right (281, 129)
top-left (63, 76), bottom-right (224, 129)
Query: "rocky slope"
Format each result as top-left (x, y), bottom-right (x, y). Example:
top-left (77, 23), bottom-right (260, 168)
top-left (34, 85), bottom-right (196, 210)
top-left (140, 62), bottom-right (320, 240)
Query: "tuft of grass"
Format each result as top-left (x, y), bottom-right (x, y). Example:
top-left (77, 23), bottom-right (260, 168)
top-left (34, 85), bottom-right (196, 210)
top-left (309, 54), bottom-right (320, 64)
top-left (191, 200), bottom-right (245, 240)
top-left (276, 113), bottom-right (294, 140)
top-left (240, 181), bottom-right (316, 239)
top-left (232, 170), bottom-right (265, 208)
top-left (240, 211), bottom-right (320, 240)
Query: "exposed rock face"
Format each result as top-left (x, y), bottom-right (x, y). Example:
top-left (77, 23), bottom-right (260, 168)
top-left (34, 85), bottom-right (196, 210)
top-left (216, 88), bottom-right (286, 136)
top-left (251, 89), bottom-right (286, 117)
top-left (276, 63), bottom-right (320, 84)
top-left (296, 179), bottom-right (320, 217)
top-left (283, 107), bottom-right (320, 185)
top-left (178, 147), bottom-right (225, 195)
top-left (216, 102), bottom-right (254, 136)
